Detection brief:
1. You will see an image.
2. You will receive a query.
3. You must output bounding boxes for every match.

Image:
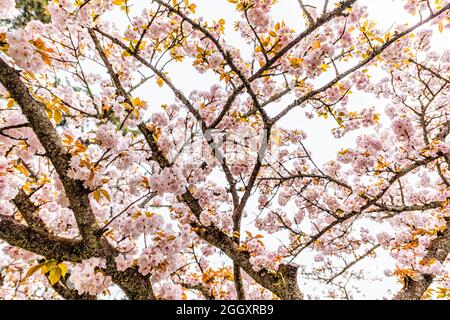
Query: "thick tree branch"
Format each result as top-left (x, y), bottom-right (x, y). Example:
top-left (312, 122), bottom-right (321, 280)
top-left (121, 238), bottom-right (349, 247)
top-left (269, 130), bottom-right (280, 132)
top-left (181, 283), bottom-right (215, 300)
top-left (49, 277), bottom-right (97, 300)
top-left (11, 189), bottom-right (95, 300)
top-left (0, 57), bottom-right (98, 244)
top-left (89, 28), bottom-right (252, 299)
top-left (12, 189), bottom-right (49, 233)
top-left (0, 215), bottom-right (87, 262)
top-left (393, 217), bottom-right (450, 300)
top-left (0, 57), bottom-right (156, 300)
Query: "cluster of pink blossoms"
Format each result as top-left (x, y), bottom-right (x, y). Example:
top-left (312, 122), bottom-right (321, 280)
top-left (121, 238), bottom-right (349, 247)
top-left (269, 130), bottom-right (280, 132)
top-left (0, 158), bottom-right (24, 217)
top-left (68, 258), bottom-right (112, 296)
top-left (0, 0), bottom-right (17, 19)
top-left (148, 167), bottom-right (187, 196)
top-left (245, 1), bottom-right (273, 32)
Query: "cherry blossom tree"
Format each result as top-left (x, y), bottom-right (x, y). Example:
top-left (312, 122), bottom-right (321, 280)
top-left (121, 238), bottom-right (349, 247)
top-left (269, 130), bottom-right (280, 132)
top-left (0, 0), bottom-right (449, 300)
top-left (0, 0), bottom-right (50, 28)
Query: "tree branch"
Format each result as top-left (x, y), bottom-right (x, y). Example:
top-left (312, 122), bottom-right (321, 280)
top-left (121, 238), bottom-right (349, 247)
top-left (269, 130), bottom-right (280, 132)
top-left (0, 57), bottom-right (98, 245)
top-left (0, 215), bottom-right (87, 262)
top-left (394, 217), bottom-right (450, 300)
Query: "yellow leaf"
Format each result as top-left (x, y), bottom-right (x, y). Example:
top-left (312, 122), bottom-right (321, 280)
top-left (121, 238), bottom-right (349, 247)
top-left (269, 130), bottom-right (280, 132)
top-left (45, 106), bottom-right (53, 119)
top-left (131, 211), bottom-right (142, 220)
top-left (63, 133), bottom-right (74, 145)
top-left (93, 190), bottom-right (101, 202)
top-left (373, 113), bottom-right (380, 123)
top-left (22, 262), bottom-right (46, 283)
top-left (121, 102), bottom-right (132, 110)
top-left (16, 162), bottom-right (30, 177)
top-left (132, 97), bottom-right (146, 108)
top-left (48, 267), bottom-right (62, 285)
top-left (100, 188), bottom-right (111, 202)
top-left (438, 20), bottom-right (444, 33)
top-left (41, 260), bottom-right (57, 275)
top-left (54, 109), bottom-right (63, 124)
top-left (23, 182), bottom-right (31, 193)
top-left (312, 40), bottom-right (321, 49)
top-left (32, 38), bottom-right (46, 51)
top-left (188, 3), bottom-right (197, 13)
top-left (156, 77), bottom-right (164, 87)
top-left (6, 99), bottom-right (15, 108)
top-left (59, 103), bottom-right (70, 114)
top-left (58, 263), bottom-right (68, 277)
top-left (74, 141), bottom-right (87, 153)
top-left (40, 52), bottom-right (52, 66)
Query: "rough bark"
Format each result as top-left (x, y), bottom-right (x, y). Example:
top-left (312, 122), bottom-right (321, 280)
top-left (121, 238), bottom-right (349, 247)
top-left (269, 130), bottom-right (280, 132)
top-left (0, 215), bottom-right (87, 262)
top-left (394, 218), bottom-right (450, 300)
top-left (0, 57), bottom-right (155, 300)
top-left (0, 57), bottom-right (98, 246)
top-left (12, 189), bottom-right (49, 233)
